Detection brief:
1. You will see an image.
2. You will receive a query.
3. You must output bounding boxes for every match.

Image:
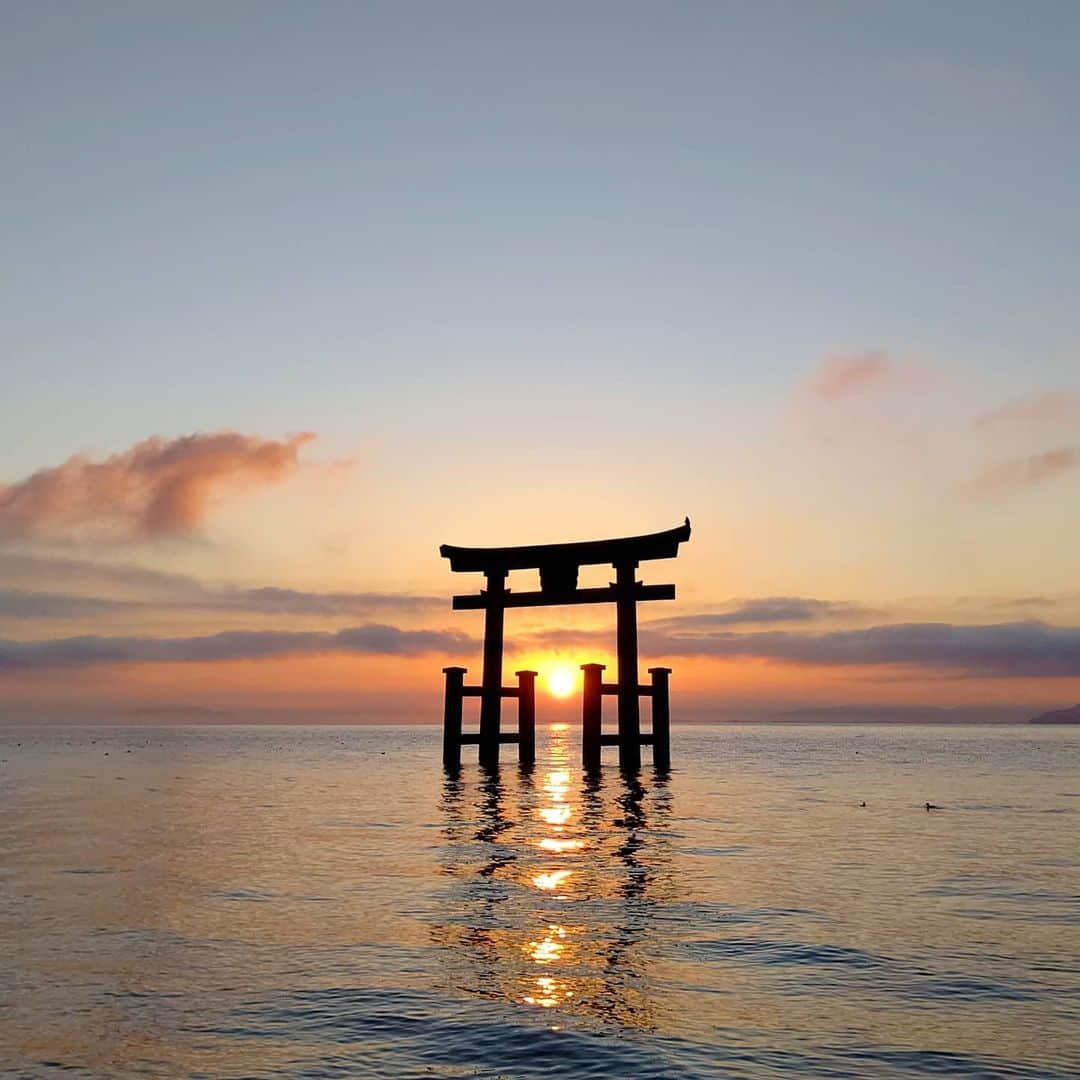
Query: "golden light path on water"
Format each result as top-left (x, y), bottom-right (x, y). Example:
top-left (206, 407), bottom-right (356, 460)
top-left (522, 724), bottom-right (579, 1012)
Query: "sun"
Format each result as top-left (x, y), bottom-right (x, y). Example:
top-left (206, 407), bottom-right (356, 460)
top-left (547, 665), bottom-right (576, 699)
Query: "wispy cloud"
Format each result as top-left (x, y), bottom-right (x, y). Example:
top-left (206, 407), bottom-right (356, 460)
top-left (0, 586), bottom-right (443, 620)
top-left (0, 553), bottom-right (443, 622)
top-left (209, 587), bottom-right (442, 617)
top-left (0, 552), bottom-right (199, 596)
top-left (530, 620), bottom-right (1080, 678)
top-left (0, 624), bottom-right (474, 671)
top-left (0, 431), bottom-right (313, 541)
top-left (961, 447), bottom-right (1080, 499)
top-left (951, 593), bottom-right (1069, 614)
top-left (0, 591), bottom-right (140, 618)
top-left (806, 351), bottom-right (896, 399)
top-left (647, 597), bottom-right (876, 629)
top-left (973, 390), bottom-right (1080, 434)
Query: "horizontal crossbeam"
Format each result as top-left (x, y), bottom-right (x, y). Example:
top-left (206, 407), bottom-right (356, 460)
top-left (459, 733), bottom-right (521, 745)
top-left (462, 686), bottom-right (521, 698)
top-left (599, 734), bottom-right (655, 746)
top-left (452, 583), bottom-right (675, 611)
top-left (601, 683), bottom-right (653, 696)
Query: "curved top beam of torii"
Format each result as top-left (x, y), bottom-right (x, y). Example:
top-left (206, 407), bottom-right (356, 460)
top-left (440, 517), bottom-right (691, 575)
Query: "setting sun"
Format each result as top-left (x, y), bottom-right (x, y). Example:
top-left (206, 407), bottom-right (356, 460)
top-left (547, 666), bottom-right (576, 699)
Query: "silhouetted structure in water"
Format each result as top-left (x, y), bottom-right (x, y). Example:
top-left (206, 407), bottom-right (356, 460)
top-left (439, 518), bottom-right (691, 770)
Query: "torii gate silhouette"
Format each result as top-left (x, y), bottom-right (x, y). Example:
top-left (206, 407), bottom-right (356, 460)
top-left (439, 518), bottom-right (691, 771)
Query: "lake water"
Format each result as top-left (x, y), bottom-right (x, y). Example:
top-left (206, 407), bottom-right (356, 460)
top-left (1, 723), bottom-right (1078, 1079)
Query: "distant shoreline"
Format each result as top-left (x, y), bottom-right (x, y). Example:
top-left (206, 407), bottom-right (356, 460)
top-left (2, 716), bottom-right (1078, 728)
top-left (1029, 704), bottom-right (1080, 725)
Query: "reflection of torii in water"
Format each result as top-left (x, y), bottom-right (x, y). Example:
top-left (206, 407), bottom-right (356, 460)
top-left (439, 519), bottom-right (692, 771)
top-left (434, 733), bottom-right (674, 1030)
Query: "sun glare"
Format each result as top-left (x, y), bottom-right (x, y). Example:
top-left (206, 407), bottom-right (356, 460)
top-left (547, 665), bottom-right (576, 698)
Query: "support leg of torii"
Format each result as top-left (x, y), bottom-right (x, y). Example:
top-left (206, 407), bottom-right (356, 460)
top-left (515, 669), bottom-right (537, 767)
top-left (478, 569), bottom-right (507, 768)
top-left (581, 662), bottom-right (605, 772)
top-left (615, 560), bottom-right (642, 771)
top-left (649, 666), bottom-right (672, 772)
top-left (442, 666), bottom-right (466, 770)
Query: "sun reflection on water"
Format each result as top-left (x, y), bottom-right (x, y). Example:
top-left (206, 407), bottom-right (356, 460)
top-left (438, 720), bottom-right (670, 1029)
top-left (544, 769), bottom-right (571, 794)
top-left (532, 869), bottom-right (572, 892)
top-left (538, 836), bottom-right (584, 853)
top-left (523, 974), bottom-right (575, 1008)
top-left (525, 924), bottom-right (569, 964)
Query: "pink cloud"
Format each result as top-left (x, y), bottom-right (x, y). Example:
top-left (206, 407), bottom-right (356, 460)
top-left (807, 351), bottom-right (897, 399)
top-left (0, 431), bottom-right (314, 541)
top-left (962, 447), bottom-right (1080, 499)
top-left (974, 390), bottom-right (1080, 434)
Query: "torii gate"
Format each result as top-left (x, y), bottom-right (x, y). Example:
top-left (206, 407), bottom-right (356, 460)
top-left (439, 518), bottom-right (691, 771)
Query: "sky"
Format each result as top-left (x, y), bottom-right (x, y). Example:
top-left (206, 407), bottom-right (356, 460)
top-left (2, 2), bottom-right (1079, 721)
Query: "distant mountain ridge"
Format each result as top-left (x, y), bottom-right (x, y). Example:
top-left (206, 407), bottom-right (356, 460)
top-left (1030, 704), bottom-right (1080, 724)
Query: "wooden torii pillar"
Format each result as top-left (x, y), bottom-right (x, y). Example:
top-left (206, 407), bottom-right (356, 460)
top-left (439, 518), bottom-right (691, 770)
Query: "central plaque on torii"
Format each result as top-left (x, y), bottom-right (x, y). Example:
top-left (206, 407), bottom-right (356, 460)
top-left (439, 518), bottom-right (691, 771)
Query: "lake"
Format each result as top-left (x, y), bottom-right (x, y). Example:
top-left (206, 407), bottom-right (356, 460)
top-left (1, 723), bottom-right (1078, 1078)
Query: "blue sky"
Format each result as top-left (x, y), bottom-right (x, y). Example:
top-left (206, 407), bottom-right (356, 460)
top-left (6, 2), bottom-right (1078, 463)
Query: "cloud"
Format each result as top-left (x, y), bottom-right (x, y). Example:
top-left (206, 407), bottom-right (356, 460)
top-left (0, 584), bottom-right (442, 620)
top-left (962, 447), bottom-right (1080, 498)
top-left (951, 594), bottom-right (1069, 615)
top-left (530, 620), bottom-right (1080, 678)
top-left (0, 431), bottom-right (314, 541)
top-left (209, 587), bottom-right (441, 617)
top-left (806, 351), bottom-right (896, 399)
top-left (0, 553), bottom-right (442, 619)
top-left (0, 552), bottom-right (201, 597)
top-left (0, 624), bottom-right (474, 671)
top-left (5, 614), bottom-right (1079, 679)
top-left (0, 590), bottom-right (140, 618)
top-left (974, 390), bottom-right (1080, 434)
top-left (647, 598), bottom-right (875, 630)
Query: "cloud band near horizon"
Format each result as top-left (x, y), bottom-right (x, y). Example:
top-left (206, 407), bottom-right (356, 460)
top-left (0, 624), bottom-right (475, 670)
top-left (533, 620), bottom-right (1080, 678)
top-left (3, 619), bottom-right (1080, 678)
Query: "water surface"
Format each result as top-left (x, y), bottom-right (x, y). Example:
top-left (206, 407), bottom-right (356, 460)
top-left (1, 724), bottom-right (1078, 1078)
